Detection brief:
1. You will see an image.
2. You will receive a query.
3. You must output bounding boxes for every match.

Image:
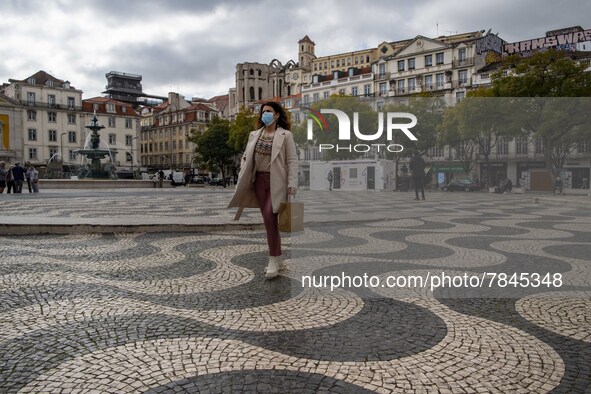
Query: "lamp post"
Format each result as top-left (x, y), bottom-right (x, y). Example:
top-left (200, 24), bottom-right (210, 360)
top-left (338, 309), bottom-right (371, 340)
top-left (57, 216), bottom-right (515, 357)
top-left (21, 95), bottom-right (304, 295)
top-left (130, 136), bottom-right (138, 176)
top-left (60, 132), bottom-right (67, 161)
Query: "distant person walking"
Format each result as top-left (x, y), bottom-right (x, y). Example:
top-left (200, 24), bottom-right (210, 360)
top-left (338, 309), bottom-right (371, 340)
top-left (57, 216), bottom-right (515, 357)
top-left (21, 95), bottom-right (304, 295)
top-left (158, 169), bottom-right (164, 188)
top-left (6, 165), bottom-right (14, 193)
top-left (28, 165), bottom-right (39, 193)
top-left (409, 152), bottom-right (426, 200)
top-left (11, 162), bottom-right (26, 193)
top-left (0, 161), bottom-right (6, 194)
top-left (554, 176), bottom-right (563, 195)
top-left (327, 170), bottom-right (333, 191)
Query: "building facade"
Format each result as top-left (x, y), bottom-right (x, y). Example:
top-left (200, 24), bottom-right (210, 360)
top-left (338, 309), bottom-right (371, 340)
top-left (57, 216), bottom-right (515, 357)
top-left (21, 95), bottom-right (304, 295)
top-left (140, 92), bottom-right (219, 171)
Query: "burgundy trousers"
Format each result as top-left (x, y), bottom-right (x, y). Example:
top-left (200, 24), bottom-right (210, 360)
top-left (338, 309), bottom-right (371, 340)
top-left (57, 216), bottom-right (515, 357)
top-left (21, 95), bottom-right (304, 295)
top-left (254, 172), bottom-right (281, 256)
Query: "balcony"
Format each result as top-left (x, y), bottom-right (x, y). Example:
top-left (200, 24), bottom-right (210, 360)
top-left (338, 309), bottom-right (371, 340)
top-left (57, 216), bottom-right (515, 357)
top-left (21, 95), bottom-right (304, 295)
top-left (20, 100), bottom-right (82, 111)
top-left (452, 78), bottom-right (472, 89)
top-left (452, 57), bottom-right (475, 68)
top-left (376, 72), bottom-right (391, 81)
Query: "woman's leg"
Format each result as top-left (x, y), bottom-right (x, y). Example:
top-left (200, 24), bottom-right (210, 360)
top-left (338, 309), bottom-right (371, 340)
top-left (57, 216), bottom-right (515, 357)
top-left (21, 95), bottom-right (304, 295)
top-left (254, 172), bottom-right (281, 257)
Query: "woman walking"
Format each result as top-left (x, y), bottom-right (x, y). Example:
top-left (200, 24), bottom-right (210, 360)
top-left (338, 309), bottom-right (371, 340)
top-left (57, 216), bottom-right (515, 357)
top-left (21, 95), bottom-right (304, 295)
top-left (228, 101), bottom-right (298, 279)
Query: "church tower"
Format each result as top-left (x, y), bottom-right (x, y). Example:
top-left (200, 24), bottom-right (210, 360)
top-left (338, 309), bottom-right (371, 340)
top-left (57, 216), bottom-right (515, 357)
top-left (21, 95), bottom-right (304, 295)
top-left (298, 35), bottom-right (316, 71)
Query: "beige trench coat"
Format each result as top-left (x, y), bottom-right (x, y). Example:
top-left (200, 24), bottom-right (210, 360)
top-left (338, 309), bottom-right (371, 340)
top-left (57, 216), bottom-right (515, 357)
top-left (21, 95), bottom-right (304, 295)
top-left (228, 127), bottom-right (298, 214)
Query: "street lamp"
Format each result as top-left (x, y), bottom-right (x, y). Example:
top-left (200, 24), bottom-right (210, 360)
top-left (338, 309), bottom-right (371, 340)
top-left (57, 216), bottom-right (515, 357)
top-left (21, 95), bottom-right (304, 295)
top-left (130, 136), bottom-right (138, 176)
top-left (60, 132), bottom-right (67, 161)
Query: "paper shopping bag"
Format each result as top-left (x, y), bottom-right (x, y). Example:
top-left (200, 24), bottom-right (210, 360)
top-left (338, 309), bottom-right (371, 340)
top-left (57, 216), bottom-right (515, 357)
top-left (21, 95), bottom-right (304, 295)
top-left (278, 201), bottom-right (304, 232)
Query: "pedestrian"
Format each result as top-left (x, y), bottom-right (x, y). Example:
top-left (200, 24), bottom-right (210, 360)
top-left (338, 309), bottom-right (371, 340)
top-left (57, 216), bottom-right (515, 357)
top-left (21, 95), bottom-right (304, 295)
top-left (28, 165), bottom-right (39, 193)
top-left (581, 177), bottom-right (588, 189)
top-left (0, 161), bottom-right (6, 194)
top-left (24, 161), bottom-right (32, 193)
top-left (184, 172), bottom-right (191, 187)
top-left (228, 101), bottom-right (298, 279)
top-left (11, 162), bottom-right (26, 193)
top-left (327, 170), bottom-right (333, 191)
top-left (158, 169), bottom-right (164, 188)
top-left (554, 176), bottom-right (563, 195)
top-left (6, 165), bottom-right (14, 193)
top-left (409, 152), bottom-right (426, 200)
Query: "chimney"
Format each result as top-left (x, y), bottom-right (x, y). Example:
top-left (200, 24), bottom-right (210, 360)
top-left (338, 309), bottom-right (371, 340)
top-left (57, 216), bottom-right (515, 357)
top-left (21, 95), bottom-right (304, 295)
top-left (168, 92), bottom-right (180, 110)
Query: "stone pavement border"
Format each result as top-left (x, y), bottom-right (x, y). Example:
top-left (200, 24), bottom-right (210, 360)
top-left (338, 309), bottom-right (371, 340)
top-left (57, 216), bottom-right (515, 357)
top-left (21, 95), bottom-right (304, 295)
top-left (0, 188), bottom-right (589, 235)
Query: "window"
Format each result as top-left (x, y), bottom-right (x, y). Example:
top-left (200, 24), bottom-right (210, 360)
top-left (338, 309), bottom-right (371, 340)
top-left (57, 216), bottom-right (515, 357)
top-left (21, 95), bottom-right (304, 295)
top-left (68, 131), bottom-right (76, 143)
top-left (379, 82), bottom-right (387, 97)
top-left (294, 112), bottom-right (300, 123)
top-left (516, 137), bottom-right (528, 154)
top-left (351, 87), bottom-right (358, 96)
top-left (68, 114), bottom-right (76, 124)
top-left (428, 147), bottom-right (444, 158)
top-left (313, 93), bottom-right (319, 102)
top-left (535, 139), bottom-right (544, 154)
top-left (29, 148), bottom-right (37, 160)
top-left (323, 91), bottom-right (329, 99)
top-left (28, 128), bottom-right (37, 141)
top-left (106, 134), bottom-right (116, 145)
top-left (198, 111), bottom-right (205, 120)
top-left (49, 130), bottom-right (57, 142)
top-left (27, 92), bottom-right (35, 105)
top-left (364, 84), bottom-right (371, 96)
top-left (69, 150), bottom-right (77, 161)
top-left (93, 103), bottom-right (99, 111)
top-left (436, 52), bottom-right (444, 65)
top-left (48, 94), bottom-right (56, 107)
top-left (125, 135), bottom-right (133, 146)
top-left (303, 95), bottom-right (309, 104)
top-left (425, 54), bottom-right (433, 67)
top-left (178, 140), bottom-right (183, 149)
top-left (458, 69), bottom-right (468, 84)
top-left (125, 119), bottom-right (133, 129)
top-left (397, 60), bottom-right (405, 71)
top-left (67, 97), bottom-right (75, 109)
top-left (408, 58), bottom-right (415, 70)
top-left (498, 137), bottom-right (510, 155)
top-left (424, 75), bottom-right (433, 90)
top-left (336, 59), bottom-right (340, 67)
top-left (304, 148), bottom-right (311, 160)
top-left (172, 140), bottom-right (177, 150)
top-left (458, 47), bottom-right (467, 61)
top-left (49, 147), bottom-right (58, 158)
top-left (408, 78), bottom-right (416, 92)
top-left (578, 140), bottom-right (590, 153)
top-left (456, 91), bottom-right (465, 103)
top-left (397, 80), bottom-right (405, 94)
top-left (27, 110), bottom-right (36, 121)
top-left (122, 106), bottom-right (127, 113)
top-left (350, 168), bottom-right (358, 179)
top-left (48, 112), bottom-right (57, 122)
top-left (108, 117), bottom-right (116, 128)
top-left (436, 73), bottom-right (444, 88)
top-left (378, 63), bottom-right (386, 78)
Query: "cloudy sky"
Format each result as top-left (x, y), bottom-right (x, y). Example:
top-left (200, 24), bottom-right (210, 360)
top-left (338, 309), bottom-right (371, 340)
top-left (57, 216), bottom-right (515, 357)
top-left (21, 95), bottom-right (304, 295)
top-left (1, 0), bottom-right (589, 101)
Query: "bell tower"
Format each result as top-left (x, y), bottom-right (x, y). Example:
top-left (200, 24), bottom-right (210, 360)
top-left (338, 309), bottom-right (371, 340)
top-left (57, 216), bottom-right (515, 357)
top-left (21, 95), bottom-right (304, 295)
top-left (298, 35), bottom-right (316, 71)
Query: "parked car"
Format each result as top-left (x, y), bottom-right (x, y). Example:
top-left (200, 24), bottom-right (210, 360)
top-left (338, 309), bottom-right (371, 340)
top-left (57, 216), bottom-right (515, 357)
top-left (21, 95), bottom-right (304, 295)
top-left (443, 179), bottom-right (479, 192)
top-left (193, 176), bottom-right (205, 184)
top-left (209, 178), bottom-right (225, 186)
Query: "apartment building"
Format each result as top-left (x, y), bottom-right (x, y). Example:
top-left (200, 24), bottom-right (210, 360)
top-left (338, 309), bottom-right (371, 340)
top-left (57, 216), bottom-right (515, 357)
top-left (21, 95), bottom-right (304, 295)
top-left (140, 92), bottom-right (219, 171)
top-left (81, 97), bottom-right (141, 169)
top-left (0, 70), bottom-right (83, 167)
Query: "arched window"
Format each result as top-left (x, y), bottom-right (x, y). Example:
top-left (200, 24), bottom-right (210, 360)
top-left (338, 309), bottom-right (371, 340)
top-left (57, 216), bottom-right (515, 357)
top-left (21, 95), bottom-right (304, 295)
top-left (258, 87), bottom-right (262, 100)
top-left (249, 69), bottom-right (254, 76)
top-left (249, 87), bottom-right (255, 100)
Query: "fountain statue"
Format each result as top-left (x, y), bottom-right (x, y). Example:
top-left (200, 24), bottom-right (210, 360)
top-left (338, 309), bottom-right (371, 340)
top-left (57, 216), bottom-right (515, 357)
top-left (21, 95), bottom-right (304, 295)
top-left (76, 113), bottom-right (118, 179)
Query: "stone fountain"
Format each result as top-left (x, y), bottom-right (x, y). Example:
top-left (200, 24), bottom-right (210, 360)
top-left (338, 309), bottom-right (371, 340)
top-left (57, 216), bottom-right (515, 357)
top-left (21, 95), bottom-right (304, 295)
top-left (76, 114), bottom-right (118, 179)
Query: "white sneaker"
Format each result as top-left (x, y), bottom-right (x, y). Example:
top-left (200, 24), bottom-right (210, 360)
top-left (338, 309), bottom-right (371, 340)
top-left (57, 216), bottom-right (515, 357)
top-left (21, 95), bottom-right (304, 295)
top-left (265, 256), bottom-right (279, 279)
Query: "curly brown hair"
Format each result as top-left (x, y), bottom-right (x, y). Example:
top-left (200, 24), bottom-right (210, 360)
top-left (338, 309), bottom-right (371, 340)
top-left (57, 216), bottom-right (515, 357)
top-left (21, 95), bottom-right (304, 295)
top-left (258, 101), bottom-right (291, 130)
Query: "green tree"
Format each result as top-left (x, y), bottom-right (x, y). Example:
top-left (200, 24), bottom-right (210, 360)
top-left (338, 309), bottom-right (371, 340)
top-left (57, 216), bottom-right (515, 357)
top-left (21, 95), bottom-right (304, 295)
top-left (489, 49), bottom-right (591, 175)
top-left (228, 106), bottom-right (258, 153)
top-left (439, 95), bottom-right (515, 186)
top-left (189, 117), bottom-right (238, 187)
top-left (301, 95), bottom-right (376, 160)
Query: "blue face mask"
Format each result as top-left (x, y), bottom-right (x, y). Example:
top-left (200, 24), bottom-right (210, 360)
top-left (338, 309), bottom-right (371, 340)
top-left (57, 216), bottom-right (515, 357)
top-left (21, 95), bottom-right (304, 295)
top-left (261, 112), bottom-right (275, 126)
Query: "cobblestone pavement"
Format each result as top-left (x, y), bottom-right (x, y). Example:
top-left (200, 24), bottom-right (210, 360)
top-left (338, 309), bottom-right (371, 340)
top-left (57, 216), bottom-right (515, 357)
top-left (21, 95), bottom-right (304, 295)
top-left (0, 189), bottom-right (590, 393)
